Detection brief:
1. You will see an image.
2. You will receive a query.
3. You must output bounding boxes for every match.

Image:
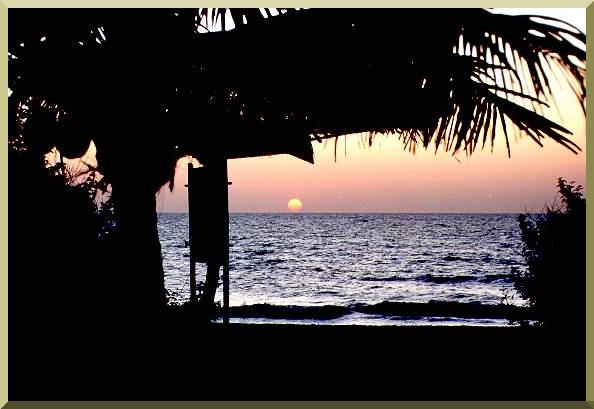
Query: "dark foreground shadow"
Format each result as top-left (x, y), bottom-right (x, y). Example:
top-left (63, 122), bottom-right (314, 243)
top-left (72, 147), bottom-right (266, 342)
top-left (9, 311), bottom-right (584, 401)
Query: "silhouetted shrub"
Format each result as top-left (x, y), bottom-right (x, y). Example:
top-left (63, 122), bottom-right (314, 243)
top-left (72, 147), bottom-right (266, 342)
top-left (46, 159), bottom-right (116, 240)
top-left (512, 178), bottom-right (585, 329)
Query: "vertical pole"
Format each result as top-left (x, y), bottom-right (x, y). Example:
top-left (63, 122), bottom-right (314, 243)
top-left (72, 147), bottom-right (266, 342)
top-left (188, 162), bottom-right (197, 303)
top-left (190, 258), bottom-right (197, 303)
top-left (223, 159), bottom-right (230, 324)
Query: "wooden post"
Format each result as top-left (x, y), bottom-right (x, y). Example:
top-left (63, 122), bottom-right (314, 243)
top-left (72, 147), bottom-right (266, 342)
top-left (222, 160), bottom-right (230, 324)
top-left (188, 162), bottom-right (198, 303)
top-left (187, 156), bottom-right (230, 321)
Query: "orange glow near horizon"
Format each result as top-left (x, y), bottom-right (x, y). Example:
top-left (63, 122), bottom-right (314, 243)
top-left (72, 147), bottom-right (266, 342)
top-left (156, 89), bottom-right (585, 214)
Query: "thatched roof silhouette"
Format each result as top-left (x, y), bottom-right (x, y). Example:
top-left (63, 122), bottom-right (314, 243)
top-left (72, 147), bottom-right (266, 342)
top-left (9, 8), bottom-right (586, 184)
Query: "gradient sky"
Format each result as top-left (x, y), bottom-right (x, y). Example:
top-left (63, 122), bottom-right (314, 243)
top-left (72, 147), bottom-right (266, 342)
top-left (156, 8), bottom-right (586, 214)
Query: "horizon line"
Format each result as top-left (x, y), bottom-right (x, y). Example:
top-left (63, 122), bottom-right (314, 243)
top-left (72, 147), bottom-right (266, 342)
top-left (156, 211), bottom-right (533, 214)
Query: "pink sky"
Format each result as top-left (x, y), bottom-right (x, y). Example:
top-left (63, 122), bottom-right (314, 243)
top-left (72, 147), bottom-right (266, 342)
top-left (155, 9), bottom-right (586, 214)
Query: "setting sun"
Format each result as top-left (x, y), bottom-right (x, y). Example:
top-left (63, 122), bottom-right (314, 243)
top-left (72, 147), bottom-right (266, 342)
top-left (287, 198), bottom-right (303, 212)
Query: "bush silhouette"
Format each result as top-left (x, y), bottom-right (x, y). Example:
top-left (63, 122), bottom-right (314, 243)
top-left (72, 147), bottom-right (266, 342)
top-left (513, 178), bottom-right (585, 330)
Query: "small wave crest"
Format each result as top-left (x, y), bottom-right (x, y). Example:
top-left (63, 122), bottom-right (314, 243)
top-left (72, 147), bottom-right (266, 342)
top-left (254, 249), bottom-right (273, 256)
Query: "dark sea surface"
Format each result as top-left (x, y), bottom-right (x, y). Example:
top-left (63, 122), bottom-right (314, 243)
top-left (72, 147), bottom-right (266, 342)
top-left (157, 213), bottom-right (527, 326)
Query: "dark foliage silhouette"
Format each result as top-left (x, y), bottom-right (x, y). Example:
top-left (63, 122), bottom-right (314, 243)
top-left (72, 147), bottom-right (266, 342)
top-left (512, 178), bottom-right (585, 330)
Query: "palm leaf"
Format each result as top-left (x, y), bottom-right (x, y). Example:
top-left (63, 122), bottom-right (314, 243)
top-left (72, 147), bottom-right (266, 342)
top-left (9, 9), bottom-right (586, 168)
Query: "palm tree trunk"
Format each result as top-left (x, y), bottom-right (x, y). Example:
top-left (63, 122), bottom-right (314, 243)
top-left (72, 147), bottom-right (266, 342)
top-left (110, 175), bottom-right (167, 312)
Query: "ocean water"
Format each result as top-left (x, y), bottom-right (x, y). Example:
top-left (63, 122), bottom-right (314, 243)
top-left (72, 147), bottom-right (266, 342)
top-left (157, 213), bottom-right (527, 326)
